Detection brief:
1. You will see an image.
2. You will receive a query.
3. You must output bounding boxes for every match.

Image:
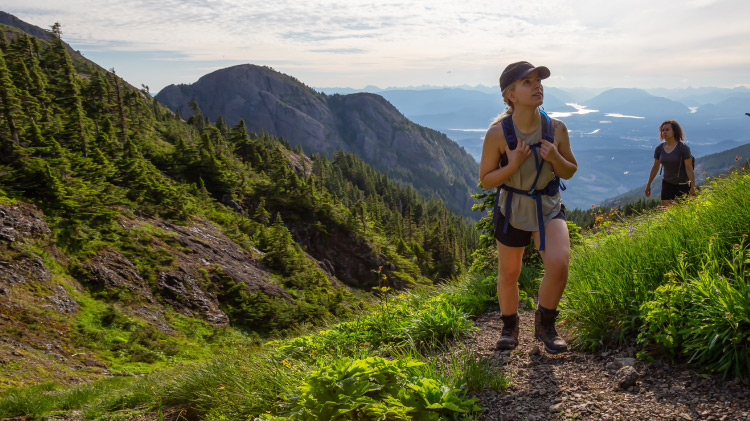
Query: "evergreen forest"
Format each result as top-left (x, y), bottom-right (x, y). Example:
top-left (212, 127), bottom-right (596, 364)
top-left (0, 24), bottom-right (478, 337)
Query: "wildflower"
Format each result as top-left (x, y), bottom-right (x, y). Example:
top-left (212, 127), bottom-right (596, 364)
top-left (591, 204), bottom-right (595, 208)
top-left (735, 156), bottom-right (739, 161)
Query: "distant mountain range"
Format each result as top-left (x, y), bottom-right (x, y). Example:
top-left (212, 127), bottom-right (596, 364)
top-left (158, 74), bottom-right (748, 210)
top-left (156, 65), bottom-right (480, 217)
top-left (318, 83), bottom-right (749, 209)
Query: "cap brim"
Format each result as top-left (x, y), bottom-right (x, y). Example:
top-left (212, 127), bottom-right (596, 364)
top-left (536, 66), bottom-right (551, 79)
top-left (522, 66), bottom-right (550, 80)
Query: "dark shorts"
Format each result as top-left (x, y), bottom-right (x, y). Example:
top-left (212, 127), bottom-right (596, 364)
top-left (493, 204), bottom-right (566, 248)
top-left (661, 180), bottom-right (690, 201)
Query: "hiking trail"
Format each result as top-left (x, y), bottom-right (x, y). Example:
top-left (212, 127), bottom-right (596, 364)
top-left (466, 310), bottom-right (749, 420)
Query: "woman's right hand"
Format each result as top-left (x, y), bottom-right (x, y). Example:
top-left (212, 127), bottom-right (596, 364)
top-left (506, 141), bottom-right (531, 169)
top-left (645, 184), bottom-right (651, 197)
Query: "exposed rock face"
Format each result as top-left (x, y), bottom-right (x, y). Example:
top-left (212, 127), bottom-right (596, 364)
top-left (0, 201), bottom-right (51, 244)
top-left (0, 202), bottom-right (91, 386)
top-left (156, 65), bottom-right (348, 156)
top-left (77, 216), bottom-right (294, 327)
top-left (0, 202), bottom-right (52, 287)
top-left (156, 64), bottom-right (479, 216)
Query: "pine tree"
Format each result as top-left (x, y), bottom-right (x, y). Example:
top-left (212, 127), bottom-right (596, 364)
top-left (0, 30), bottom-right (7, 52)
top-left (109, 69), bottom-right (128, 145)
top-left (43, 30), bottom-right (90, 154)
top-left (0, 52), bottom-right (23, 147)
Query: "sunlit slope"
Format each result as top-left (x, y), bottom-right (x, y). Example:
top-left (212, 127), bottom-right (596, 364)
top-left (564, 165), bottom-right (750, 378)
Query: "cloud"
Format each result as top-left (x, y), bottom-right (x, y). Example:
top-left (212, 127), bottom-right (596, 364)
top-left (308, 48), bottom-right (368, 54)
top-left (2, 0), bottom-right (748, 90)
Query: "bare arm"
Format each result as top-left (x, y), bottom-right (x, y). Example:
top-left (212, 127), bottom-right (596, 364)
top-left (645, 159), bottom-right (660, 197)
top-left (538, 119), bottom-right (577, 179)
top-left (685, 158), bottom-right (696, 196)
top-left (479, 125), bottom-right (531, 190)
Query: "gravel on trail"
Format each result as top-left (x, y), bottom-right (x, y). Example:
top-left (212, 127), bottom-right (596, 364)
top-left (466, 310), bottom-right (750, 421)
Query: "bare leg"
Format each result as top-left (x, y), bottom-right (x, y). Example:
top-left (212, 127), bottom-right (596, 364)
top-left (532, 219), bottom-right (570, 309)
top-left (532, 219), bottom-right (570, 353)
top-left (496, 240), bottom-right (525, 315)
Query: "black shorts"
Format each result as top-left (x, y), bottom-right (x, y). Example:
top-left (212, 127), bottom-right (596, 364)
top-left (661, 180), bottom-right (690, 201)
top-left (493, 204), bottom-right (566, 248)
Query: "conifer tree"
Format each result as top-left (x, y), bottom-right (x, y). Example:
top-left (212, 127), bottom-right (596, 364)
top-left (0, 52), bottom-right (22, 147)
top-left (0, 30), bottom-right (7, 52)
top-left (43, 30), bottom-right (90, 154)
top-left (187, 98), bottom-right (205, 133)
top-left (108, 69), bottom-right (128, 145)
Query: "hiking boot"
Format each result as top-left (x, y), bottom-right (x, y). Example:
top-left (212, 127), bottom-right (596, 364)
top-left (534, 307), bottom-right (568, 354)
top-left (495, 313), bottom-right (519, 350)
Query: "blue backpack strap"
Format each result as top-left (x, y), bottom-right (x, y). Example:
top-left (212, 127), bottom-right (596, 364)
top-left (497, 115), bottom-right (519, 236)
top-left (499, 114), bottom-right (516, 167)
top-left (540, 110), bottom-right (554, 143)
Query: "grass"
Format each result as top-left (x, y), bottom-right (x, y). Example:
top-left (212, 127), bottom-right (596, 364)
top-left (7, 168), bottom-right (748, 418)
top-left (0, 273), bottom-right (509, 419)
top-left (563, 166), bottom-right (750, 379)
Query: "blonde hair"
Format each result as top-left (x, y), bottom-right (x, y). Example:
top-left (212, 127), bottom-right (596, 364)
top-left (489, 82), bottom-right (516, 127)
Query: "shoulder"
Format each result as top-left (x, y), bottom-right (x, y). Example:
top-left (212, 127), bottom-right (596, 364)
top-left (655, 143), bottom-right (664, 152)
top-left (679, 142), bottom-right (691, 153)
top-left (549, 115), bottom-right (565, 127)
top-left (547, 115), bottom-right (566, 129)
top-left (485, 122), bottom-right (508, 145)
top-left (549, 116), bottom-right (569, 140)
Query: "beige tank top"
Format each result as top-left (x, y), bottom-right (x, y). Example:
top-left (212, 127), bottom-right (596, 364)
top-left (497, 115), bottom-right (562, 231)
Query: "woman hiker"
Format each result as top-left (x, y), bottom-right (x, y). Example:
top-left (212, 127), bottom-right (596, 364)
top-left (479, 61), bottom-right (578, 353)
top-left (645, 120), bottom-right (696, 206)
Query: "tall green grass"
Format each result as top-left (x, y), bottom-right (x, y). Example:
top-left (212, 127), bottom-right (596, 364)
top-left (563, 167), bottom-right (750, 378)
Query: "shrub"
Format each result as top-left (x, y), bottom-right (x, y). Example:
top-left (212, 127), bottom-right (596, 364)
top-left (637, 241), bottom-right (750, 379)
top-left (405, 298), bottom-right (476, 345)
top-left (270, 356), bottom-right (479, 420)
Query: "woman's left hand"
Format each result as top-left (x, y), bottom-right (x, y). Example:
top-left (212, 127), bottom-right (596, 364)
top-left (689, 185), bottom-right (697, 196)
top-left (538, 139), bottom-right (561, 163)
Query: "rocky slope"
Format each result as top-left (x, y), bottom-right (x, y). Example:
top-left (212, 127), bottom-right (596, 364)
top-left (156, 64), bottom-right (479, 217)
top-left (0, 201), bottom-right (280, 385)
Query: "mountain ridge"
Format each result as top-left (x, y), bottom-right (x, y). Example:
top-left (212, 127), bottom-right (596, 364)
top-left (156, 64), bottom-right (480, 217)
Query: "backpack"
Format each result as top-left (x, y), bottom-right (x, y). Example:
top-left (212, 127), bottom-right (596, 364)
top-left (657, 141), bottom-right (694, 179)
top-left (492, 109), bottom-right (565, 251)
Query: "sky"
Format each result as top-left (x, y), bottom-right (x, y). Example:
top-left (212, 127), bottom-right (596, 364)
top-left (2, 0), bottom-right (749, 93)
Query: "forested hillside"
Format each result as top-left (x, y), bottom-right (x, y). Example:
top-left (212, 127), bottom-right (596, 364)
top-left (0, 22), bottom-right (478, 386)
top-left (156, 64), bottom-right (480, 217)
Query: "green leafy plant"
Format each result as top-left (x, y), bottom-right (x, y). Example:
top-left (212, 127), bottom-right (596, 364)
top-left (680, 242), bottom-right (750, 379)
top-left (406, 298), bottom-right (476, 345)
top-left (274, 356), bottom-right (480, 420)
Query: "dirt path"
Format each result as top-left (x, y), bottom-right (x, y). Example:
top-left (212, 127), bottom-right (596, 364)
top-left (466, 310), bottom-right (750, 421)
